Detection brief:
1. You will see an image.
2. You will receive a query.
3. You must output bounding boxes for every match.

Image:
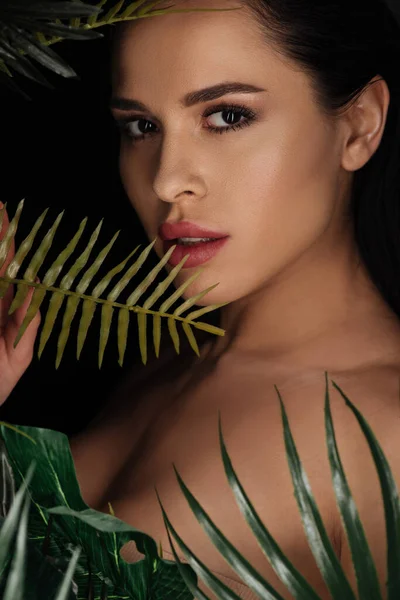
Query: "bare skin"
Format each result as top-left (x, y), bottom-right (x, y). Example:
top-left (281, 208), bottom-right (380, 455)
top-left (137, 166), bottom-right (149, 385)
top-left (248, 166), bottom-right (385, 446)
top-left (70, 339), bottom-right (400, 600)
top-left (1, 0), bottom-right (400, 598)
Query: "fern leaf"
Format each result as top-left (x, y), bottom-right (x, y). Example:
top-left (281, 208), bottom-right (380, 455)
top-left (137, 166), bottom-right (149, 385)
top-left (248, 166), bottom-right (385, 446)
top-left (76, 230), bottom-right (119, 294)
top-left (52, 220), bottom-right (106, 365)
top-left (55, 295), bottom-right (80, 369)
top-left (9, 208), bottom-right (65, 315)
top-left (54, 229), bottom-right (122, 365)
top-left (168, 316), bottom-right (179, 355)
top-left (124, 242), bottom-right (176, 306)
top-left (11, 216), bottom-right (88, 345)
top-left (12, 285), bottom-right (43, 349)
top-left (152, 313), bottom-right (161, 358)
top-left (117, 307), bottom-right (129, 367)
top-left (138, 311), bottom-right (147, 365)
top-left (174, 284), bottom-right (220, 317)
top-left (4, 207), bottom-right (49, 284)
top-left (185, 303), bottom-right (230, 321)
top-left (42, 217), bottom-right (88, 287)
top-left (77, 248), bottom-right (138, 359)
top-left (59, 219), bottom-right (103, 289)
top-left (158, 267), bottom-right (206, 314)
top-left (105, 240), bottom-right (156, 302)
top-left (77, 299), bottom-right (97, 359)
top-left (87, 0), bottom-right (109, 26)
top-left (0, 199), bottom-right (24, 274)
top-left (4, 207), bottom-right (49, 313)
top-left (69, 16), bottom-right (81, 28)
top-left (120, 0), bottom-right (150, 19)
top-left (181, 321), bottom-right (200, 357)
top-left (142, 254), bottom-right (190, 311)
top-left (103, 0), bottom-right (125, 22)
top-left (34, 32), bottom-right (47, 45)
top-left (38, 291), bottom-right (65, 358)
top-left (136, 0), bottom-right (172, 17)
top-left (99, 304), bottom-right (113, 367)
top-left (91, 247), bottom-right (139, 299)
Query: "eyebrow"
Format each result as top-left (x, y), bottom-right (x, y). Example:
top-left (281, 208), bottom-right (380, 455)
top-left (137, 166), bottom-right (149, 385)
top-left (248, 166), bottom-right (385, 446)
top-left (109, 81), bottom-right (267, 112)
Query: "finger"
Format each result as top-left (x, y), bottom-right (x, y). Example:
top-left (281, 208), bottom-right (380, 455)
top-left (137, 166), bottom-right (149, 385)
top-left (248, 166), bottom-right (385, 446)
top-left (0, 202), bottom-right (15, 276)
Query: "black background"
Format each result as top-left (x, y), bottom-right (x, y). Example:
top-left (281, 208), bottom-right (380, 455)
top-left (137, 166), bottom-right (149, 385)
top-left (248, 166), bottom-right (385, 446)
top-left (0, 27), bottom-right (188, 437)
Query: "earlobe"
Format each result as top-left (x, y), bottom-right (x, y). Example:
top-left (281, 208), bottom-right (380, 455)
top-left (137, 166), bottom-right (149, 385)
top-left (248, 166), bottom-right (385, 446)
top-left (340, 76), bottom-right (390, 173)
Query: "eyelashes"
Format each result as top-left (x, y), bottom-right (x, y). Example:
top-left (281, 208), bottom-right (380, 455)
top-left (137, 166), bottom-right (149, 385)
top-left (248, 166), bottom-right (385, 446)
top-left (115, 102), bottom-right (258, 143)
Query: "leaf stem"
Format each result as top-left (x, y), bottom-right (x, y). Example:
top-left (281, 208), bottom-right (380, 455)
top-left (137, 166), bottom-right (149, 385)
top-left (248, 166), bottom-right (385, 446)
top-left (0, 275), bottom-right (225, 335)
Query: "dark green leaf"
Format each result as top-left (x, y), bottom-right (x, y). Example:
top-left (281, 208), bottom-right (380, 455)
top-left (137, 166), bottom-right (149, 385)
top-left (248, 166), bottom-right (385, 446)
top-left (331, 377), bottom-right (400, 600)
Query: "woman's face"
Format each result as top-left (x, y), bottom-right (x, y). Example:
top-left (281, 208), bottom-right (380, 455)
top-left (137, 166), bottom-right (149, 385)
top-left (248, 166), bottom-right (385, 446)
top-left (110, 0), bottom-right (353, 308)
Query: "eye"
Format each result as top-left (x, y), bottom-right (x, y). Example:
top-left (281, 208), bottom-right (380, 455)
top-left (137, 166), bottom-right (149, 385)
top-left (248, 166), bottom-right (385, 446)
top-left (115, 102), bottom-right (257, 142)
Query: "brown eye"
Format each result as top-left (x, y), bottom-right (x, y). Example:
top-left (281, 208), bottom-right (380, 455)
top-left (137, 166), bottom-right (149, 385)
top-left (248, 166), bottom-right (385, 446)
top-left (117, 102), bottom-right (257, 142)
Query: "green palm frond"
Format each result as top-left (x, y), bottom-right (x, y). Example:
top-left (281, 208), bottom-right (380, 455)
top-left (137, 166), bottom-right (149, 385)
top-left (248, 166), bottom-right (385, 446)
top-left (0, 0), bottom-right (242, 100)
top-left (157, 372), bottom-right (400, 600)
top-left (0, 200), bottom-right (228, 369)
top-left (0, 453), bottom-right (82, 600)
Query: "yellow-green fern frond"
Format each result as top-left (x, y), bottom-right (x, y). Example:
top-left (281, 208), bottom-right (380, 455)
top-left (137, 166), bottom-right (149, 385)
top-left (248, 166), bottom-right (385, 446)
top-left (0, 200), bottom-right (228, 369)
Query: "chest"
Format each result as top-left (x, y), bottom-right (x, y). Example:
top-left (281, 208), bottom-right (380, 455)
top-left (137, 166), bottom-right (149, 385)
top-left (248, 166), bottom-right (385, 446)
top-left (75, 363), bottom-right (350, 599)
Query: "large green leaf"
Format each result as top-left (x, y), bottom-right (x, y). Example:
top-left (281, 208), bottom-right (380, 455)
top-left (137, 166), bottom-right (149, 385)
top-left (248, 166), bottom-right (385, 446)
top-left (0, 423), bottom-right (197, 599)
top-left (0, 513), bottom-right (79, 600)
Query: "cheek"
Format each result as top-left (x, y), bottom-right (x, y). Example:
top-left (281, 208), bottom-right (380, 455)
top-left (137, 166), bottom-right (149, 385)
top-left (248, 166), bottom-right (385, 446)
top-left (215, 124), bottom-right (340, 292)
top-left (119, 149), bottom-right (154, 230)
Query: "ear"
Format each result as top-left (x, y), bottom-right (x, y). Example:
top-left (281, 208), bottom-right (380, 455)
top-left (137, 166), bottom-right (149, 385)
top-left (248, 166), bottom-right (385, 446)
top-left (340, 75), bottom-right (391, 173)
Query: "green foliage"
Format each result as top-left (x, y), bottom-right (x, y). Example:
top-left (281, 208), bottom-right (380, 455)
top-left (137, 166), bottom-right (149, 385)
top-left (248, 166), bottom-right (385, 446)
top-left (0, 459), bottom-right (80, 599)
top-left (0, 422), bottom-right (198, 599)
top-left (0, 200), bottom-right (228, 368)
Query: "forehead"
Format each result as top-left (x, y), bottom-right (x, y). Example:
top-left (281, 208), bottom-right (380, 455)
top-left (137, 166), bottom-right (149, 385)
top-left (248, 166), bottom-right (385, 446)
top-left (110, 0), bottom-right (316, 114)
top-left (112, 1), bottom-right (281, 88)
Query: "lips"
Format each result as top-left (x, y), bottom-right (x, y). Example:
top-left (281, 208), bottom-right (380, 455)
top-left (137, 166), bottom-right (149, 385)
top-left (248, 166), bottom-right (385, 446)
top-left (158, 221), bottom-right (229, 241)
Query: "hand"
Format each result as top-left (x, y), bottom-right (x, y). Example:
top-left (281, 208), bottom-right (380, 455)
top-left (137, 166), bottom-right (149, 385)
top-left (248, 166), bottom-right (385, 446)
top-left (0, 203), bottom-right (41, 407)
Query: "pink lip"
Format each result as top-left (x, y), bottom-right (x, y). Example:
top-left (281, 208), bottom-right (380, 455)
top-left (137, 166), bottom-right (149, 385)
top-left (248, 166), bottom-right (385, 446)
top-left (163, 237), bottom-right (229, 268)
top-left (158, 220), bottom-right (229, 241)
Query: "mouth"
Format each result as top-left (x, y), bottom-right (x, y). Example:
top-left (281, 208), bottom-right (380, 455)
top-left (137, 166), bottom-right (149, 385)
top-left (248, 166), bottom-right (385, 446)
top-left (162, 236), bottom-right (229, 268)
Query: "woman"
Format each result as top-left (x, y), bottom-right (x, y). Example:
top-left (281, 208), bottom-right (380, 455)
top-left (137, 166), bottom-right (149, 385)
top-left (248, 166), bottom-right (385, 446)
top-left (2, 0), bottom-right (400, 597)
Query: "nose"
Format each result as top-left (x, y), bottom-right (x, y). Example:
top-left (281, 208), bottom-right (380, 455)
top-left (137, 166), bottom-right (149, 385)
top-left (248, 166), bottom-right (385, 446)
top-left (151, 134), bottom-right (207, 205)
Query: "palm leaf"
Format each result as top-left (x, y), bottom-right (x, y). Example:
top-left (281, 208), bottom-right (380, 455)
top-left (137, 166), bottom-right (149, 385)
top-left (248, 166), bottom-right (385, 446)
top-left (0, 462), bottom-right (35, 581)
top-left (0, 0), bottom-right (243, 99)
top-left (0, 437), bottom-right (81, 600)
top-left (0, 438), bottom-right (16, 520)
top-left (156, 374), bottom-right (400, 600)
top-left (2, 489), bottom-right (31, 600)
top-left (331, 377), bottom-right (400, 599)
top-left (0, 200), bottom-right (228, 368)
top-left (54, 547), bottom-right (81, 600)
